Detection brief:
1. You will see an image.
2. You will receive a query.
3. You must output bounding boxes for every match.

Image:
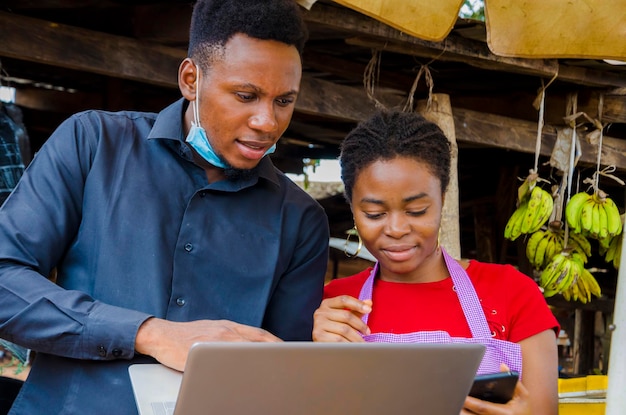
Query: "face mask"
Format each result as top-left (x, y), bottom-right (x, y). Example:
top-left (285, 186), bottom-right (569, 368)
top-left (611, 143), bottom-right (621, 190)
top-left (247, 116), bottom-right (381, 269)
top-left (185, 65), bottom-right (277, 169)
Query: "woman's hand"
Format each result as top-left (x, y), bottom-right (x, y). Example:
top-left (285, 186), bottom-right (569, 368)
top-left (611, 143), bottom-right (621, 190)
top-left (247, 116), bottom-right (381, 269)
top-left (312, 296), bottom-right (373, 342)
top-left (461, 364), bottom-right (531, 415)
top-left (461, 378), bottom-right (531, 415)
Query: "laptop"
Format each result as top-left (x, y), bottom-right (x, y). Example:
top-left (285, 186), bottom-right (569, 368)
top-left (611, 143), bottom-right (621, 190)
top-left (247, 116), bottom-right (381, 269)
top-left (129, 341), bottom-right (485, 415)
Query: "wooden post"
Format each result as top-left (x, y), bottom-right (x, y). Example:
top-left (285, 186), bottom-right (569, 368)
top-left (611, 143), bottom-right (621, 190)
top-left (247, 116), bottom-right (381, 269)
top-left (416, 94), bottom-right (461, 259)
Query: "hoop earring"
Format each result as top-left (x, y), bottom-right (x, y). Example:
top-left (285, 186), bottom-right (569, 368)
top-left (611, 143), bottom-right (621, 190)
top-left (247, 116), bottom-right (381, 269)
top-left (344, 226), bottom-right (363, 258)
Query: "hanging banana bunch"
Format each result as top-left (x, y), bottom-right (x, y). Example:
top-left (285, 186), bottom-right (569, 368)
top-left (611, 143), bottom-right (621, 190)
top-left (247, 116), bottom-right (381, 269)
top-left (504, 174), bottom-right (553, 241)
top-left (539, 249), bottom-right (601, 303)
top-left (526, 221), bottom-right (591, 270)
top-left (565, 189), bottom-right (622, 241)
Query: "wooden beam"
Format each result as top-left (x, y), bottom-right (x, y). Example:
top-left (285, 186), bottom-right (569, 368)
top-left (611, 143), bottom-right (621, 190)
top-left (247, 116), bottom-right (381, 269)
top-left (0, 11), bottom-right (185, 88)
top-left (303, 4), bottom-right (626, 89)
top-left (2, 11), bottom-right (625, 170)
top-left (453, 108), bottom-right (626, 169)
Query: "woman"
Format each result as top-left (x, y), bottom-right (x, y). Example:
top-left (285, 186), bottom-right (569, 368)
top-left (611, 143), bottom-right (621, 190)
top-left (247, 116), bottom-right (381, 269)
top-left (313, 109), bottom-right (559, 415)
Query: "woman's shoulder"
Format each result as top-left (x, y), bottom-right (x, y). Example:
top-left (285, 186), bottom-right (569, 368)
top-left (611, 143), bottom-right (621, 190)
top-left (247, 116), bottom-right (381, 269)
top-left (323, 267), bottom-right (372, 299)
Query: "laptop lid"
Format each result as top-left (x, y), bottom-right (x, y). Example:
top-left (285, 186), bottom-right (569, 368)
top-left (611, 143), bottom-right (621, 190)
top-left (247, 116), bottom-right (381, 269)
top-left (130, 341), bottom-right (485, 415)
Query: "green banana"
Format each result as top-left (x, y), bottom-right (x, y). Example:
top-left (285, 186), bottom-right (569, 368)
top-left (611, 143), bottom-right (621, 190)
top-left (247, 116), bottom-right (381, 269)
top-left (598, 202), bottom-right (609, 240)
top-left (544, 232), bottom-right (563, 269)
top-left (580, 198), bottom-right (595, 235)
top-left (540, 252), bottom-right (568, 292)
top-left (565, 192), bottom-right (591, 232)
top-left (504, 201), bottom-right (528, 241)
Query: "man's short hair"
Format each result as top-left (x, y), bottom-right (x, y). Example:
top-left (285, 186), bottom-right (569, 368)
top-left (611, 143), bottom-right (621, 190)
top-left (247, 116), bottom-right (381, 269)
top-left (188, 0), bottom-right (308, 67)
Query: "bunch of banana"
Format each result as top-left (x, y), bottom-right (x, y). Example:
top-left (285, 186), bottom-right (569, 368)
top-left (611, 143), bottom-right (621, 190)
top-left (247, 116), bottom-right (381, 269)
top-left (565, 190), bottom-right (622, 240)
top-left (540, 250), bottom-right (601, 303)
top-left (525, 222), bottom-right (591, 270)
top-left (504, 184), bottom-right (553, 241)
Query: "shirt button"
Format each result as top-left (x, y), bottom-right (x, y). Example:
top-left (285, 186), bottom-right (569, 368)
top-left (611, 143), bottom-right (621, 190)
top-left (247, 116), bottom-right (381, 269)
top-left (97, 345), bottom-right (107, 357)
top-left (176, 298), bottom-right (186, 307)
top-left (112, 349), bottom-right (123, 358)
top-left (199, 191), bottom-right (206, 197)
top-left (184, 243), bottom-right (193, 252)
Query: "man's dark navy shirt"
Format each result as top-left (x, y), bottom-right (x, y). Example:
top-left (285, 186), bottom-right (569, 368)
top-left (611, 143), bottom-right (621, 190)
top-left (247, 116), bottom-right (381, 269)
top-left (0, 98), bottom-right (330, 414)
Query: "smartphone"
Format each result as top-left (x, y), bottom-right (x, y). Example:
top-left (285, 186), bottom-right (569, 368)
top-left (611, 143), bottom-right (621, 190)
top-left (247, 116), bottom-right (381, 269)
top-left (468, 371), bottom-right (519, 404)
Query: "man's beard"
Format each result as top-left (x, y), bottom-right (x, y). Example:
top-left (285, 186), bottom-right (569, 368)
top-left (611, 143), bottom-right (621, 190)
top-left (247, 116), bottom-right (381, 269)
top-left (223, 165), bottom-right (257, 181)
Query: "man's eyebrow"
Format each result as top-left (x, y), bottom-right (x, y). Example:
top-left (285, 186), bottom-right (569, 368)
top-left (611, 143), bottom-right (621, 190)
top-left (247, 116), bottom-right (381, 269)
top-left (235, 82), bottom-right (298, 96)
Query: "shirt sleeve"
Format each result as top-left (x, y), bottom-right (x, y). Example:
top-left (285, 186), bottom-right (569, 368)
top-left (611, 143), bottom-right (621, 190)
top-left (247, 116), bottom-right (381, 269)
top-left (500, 264), bottom-right (560, 343)
top-left (0, 113), bottom-right (151, 360)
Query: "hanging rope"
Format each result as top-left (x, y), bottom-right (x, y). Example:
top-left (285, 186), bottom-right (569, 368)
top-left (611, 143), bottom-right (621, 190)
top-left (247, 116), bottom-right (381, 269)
top-left (531, 69), bottom-right (559, 174)
top-left (363, 49), bottom-right (386, 109)
top-left (402, 64), bottom-right (434, 113)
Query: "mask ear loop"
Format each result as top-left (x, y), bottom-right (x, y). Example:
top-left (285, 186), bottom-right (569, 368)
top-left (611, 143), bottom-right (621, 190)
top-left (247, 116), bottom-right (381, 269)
top-left (192, 63), bottom-right (200, 126)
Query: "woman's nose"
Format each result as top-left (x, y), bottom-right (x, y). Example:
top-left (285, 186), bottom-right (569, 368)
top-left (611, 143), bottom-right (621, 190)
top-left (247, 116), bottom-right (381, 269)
top-left (385, 214), bottom-right (410, 237)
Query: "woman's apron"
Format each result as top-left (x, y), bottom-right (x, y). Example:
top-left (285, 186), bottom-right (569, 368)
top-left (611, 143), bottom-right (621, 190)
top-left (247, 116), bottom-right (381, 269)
top-left (358, 247), bottom-right (523, 377)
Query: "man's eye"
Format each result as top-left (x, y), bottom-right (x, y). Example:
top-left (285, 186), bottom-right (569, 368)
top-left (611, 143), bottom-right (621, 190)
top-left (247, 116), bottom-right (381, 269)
top-left (364, 213), bottom-right (384, 219)
top-left (408, 209), bottom-right (427, 216)
top-left (276, 97), bottom-right (295, 106)
top-left (236, 93), bottom-right (254, 101)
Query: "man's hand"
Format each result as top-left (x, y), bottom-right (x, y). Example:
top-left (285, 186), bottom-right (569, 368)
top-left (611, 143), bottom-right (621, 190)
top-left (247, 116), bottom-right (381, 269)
top-left (312, 296), bottom-right (372, 342)
top-left (135, 318), bottom-right (281, 371)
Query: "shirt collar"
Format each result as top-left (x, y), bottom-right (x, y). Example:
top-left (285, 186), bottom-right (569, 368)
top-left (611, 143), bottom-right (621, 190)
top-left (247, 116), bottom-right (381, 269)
top-left (148, 98), bottom-right (280, 189)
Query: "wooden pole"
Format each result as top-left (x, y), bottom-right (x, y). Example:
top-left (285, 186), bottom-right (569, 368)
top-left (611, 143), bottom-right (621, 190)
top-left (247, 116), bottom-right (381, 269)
top-left (416, 94), bottom-right (461, 259)
top-left (605, 228), bottom-right (626, 414)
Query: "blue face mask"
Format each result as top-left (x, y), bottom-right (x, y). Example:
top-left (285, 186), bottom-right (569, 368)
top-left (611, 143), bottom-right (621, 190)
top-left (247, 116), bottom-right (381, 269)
top-left (185, 65), bottom-right (277, 169)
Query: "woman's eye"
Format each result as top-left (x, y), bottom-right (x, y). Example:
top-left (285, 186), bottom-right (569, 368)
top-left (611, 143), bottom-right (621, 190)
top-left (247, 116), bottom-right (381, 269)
top-left (408, 209), bottom-right (427, 216)
top-left (364, 212), bottom-right (384, 219)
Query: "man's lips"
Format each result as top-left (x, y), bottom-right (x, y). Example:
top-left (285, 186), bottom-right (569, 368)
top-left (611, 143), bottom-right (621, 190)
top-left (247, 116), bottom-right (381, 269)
top-left (236, 140), bottom-right (274, 160)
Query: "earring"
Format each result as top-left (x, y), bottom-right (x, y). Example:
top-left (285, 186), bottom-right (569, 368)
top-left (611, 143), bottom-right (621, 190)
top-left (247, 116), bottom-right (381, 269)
top-left (344, 226), bottom-right (363, 258)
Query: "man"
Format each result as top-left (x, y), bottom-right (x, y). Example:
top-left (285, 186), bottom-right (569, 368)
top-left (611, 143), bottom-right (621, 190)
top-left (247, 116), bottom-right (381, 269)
top-left (0, 0), bottom-right (330, 413)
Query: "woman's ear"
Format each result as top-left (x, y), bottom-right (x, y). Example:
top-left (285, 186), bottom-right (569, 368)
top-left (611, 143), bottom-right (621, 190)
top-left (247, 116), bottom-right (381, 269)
top-left (178, 58), bottom-right (198, 101)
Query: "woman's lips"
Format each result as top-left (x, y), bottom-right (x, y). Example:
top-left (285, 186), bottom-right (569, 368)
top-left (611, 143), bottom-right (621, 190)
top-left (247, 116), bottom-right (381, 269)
top-left (381, 245), bottom-right (416, 262)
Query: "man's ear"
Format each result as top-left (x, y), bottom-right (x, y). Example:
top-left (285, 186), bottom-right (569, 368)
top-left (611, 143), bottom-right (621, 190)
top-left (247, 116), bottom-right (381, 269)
top-left (178, 58), bottom-right (198, 101)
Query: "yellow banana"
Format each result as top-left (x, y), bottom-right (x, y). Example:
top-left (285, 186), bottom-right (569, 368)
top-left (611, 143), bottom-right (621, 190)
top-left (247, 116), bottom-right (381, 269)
top-left (521, 186), bottom-right (543, 234)
top-left (568, 231), bottom-right (591, 257)
top-left (582, 268), bottom-right (602, 299)
top-left (525, 230), bottom-right (546, 269)
top-left (604, 196), bottom-right (623, 237)
top-left (598, 203), bottom-right (609, 240)
top-left (530, 189), bottom-right (553, 233)
top-left (565, 192), bottom-right (591, 232)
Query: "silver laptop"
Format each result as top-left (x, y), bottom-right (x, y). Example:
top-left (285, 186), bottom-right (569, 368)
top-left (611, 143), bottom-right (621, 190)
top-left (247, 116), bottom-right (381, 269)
top-left (129, 341), bottom-right (485, 415)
